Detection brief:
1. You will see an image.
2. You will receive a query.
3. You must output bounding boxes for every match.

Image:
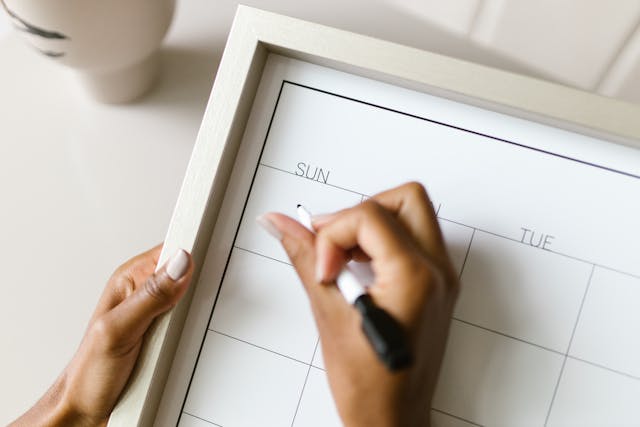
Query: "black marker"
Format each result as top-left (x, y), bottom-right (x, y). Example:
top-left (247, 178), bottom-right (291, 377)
top-left (297, 204), bottom-right (412, 371)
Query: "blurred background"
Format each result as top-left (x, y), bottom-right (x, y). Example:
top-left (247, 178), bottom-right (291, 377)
top-left (2, 0), bottom-right (639, 102)
top-left (1, 0), bottom-right (639, 423)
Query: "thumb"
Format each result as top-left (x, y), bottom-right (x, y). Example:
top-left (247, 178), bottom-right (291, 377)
top-left (102, 249), bottom-right (193, 348)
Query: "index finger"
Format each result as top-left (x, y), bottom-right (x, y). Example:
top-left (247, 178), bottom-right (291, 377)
top-left (315, 199), bottom-right (420, 283)
top-left (370, 182), bottom-right (446, 262)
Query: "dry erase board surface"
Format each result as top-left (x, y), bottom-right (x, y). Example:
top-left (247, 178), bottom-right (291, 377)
top-left (155, 54), bottom-right (640, 427)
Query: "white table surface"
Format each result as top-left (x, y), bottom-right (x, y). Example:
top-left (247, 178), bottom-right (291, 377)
top-left (0, 0), bottom-right (547, 423)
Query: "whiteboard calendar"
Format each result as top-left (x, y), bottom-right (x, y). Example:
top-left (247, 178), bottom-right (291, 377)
top-left (153, 54), bottom-right (640, 427)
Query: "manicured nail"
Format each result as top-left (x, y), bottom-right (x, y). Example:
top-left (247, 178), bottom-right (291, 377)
top-left (166, 249), bottom-right (189, 280)
top-left (256, 214), bottom-right (282, 240)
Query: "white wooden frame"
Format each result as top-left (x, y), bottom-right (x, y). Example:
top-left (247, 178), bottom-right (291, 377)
top-left (108, 6), bottom-right (640, 426)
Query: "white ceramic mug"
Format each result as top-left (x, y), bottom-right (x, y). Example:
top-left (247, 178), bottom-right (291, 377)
top-left (1, 0), bottom-right (175, 103)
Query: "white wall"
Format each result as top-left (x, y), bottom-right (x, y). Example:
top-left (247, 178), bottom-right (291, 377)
top-left (381, 0), bottom-right (640, 104)
top-left (0, 2), bottom-right (638, 103)
top-left (0, 8), bottom-right (9, 38)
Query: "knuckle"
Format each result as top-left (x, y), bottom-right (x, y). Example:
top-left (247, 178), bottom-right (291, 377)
top-left (418, 258), bottom-right (460, 300)
top-left (399, 255), bottom-right (456, 294)
top-left (112, 257), bottom-right (135, 277)
top-left (108, 266), bottom-right (126, 285)
top-left (143, 274), bottom-right (171, 303)
top-left (404, 181), bottom-right (429, 201)
top-left (390, 253), bottom-right (427, 282)
top-left (111, 274), bottom-right (136, 300)
top-left (408, 256), bottom-right (435, 285)
top-left (358, 199), bottom-right (386, 219)
top-left (89, 317), bottom-right (118, 350)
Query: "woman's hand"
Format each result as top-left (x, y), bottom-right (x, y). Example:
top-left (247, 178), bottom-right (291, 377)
top-left (259, 182), bottom-right (459, 427)
top-left (10, 245), bottom-right (193, 427)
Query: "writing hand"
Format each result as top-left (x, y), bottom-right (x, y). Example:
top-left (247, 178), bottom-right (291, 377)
top-left (259, 182), bottom-right (459, 427)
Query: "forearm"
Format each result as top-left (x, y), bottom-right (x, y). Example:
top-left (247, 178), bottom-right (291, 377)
top-left (9, 374), bottom-right (95, 427)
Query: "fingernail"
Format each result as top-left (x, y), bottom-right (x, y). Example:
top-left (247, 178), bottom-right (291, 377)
top-left (166, 249), bottom-right (190, 281)
top-left (256, 214), bottom-right (282, 240)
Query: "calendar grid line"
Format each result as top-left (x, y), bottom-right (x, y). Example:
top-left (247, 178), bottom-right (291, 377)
top-left (290, 339), bottom-right (321, 426)
top-left (431, 407), bottom-right (484, 427)
top-left (182, 411), bottom-right (223, 426)
top-left (235, 245), bottom-right (292, 267)
top-left (439, 218), bottom-right (640, 281)
top-left (423, 216), bottom-right (639, 280)
top-left (568, 355), bottom-right (640, 381)
top-left (566, 265), bottom-right (596, 356)
top-left (452, 317), bottom-right (565, 356)
top-left (230, 244), bottom-right (563, 358)
top-left (458, 228), bottom-right (476, 280)
top-left (233, 242), bottom-right (640, 382)
top-left (259, 163), bottom-right (368, 198)
top-left (242, 162), bottom-right (640, 387)
top-left (209, 329), bottom-right (311, 367)
top-left (257, 162), bottom-right (640, 282)
top-left (543, 264), bottom-right (596, 426)
top-left (283, 80), bottom-right (640, 182)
